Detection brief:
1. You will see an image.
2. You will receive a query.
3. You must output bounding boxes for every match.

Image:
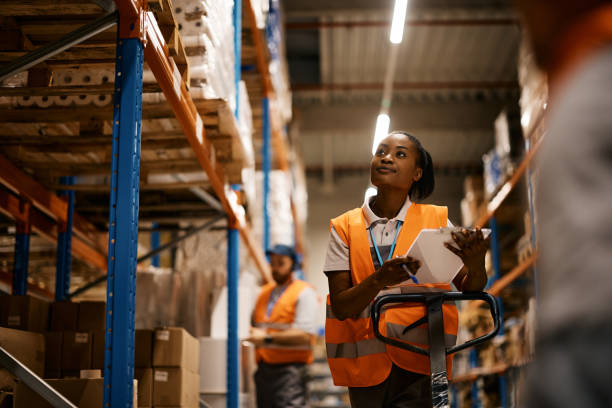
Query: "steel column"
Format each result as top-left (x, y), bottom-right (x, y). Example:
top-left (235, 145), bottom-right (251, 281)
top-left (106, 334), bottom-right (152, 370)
top-left (12, 221), bottom-right (30, 295)
top-left (55, 176), bottom-right (75, 301)
top-left (103, 33), bottom-right (144, 407)
top-left (150, 222), bottom-right (160, 267)
top-left (488, 217), bottom-right (508, 408)
top-left (227, 221), bottom-right (240, 408)
top-left (262, 97), bottom-right (271, 253)
top-left (227, 2), bottom-right (242, 405)
top-left (469, 349), bottom-right (481, 408)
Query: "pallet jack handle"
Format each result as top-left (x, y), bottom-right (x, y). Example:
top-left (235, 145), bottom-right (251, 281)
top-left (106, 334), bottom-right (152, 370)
top-left (371, 291), bottom-right (500, 356)
top-left (371, 291), bottom-right (501, 408)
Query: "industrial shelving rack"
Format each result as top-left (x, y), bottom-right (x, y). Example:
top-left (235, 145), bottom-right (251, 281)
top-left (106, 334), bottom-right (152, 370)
top-left (449, 111), bottom-right (546, 407)
top-left (0, 0), bottom-right (297, 406)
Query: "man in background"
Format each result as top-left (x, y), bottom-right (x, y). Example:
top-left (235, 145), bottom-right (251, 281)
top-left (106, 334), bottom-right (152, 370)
top-left (514, 1), bottom-right (612, 406)
top-left (248, 244), bottom-right (319, 408)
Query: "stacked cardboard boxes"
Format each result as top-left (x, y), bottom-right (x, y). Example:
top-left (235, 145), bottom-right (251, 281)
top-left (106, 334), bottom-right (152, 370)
top-left (0, 326), bottom-right (45, 391)
top-left (0, 295), bottom-right (48, 394)
top-left (135, 329), bottom-right (154, 407)
top-left (0, 295), bottom-right (49, 332)
top-left (152, 327), bottom-right (200, 408)
top-left (14, 377), bottom-right (139, 408)
top-left (45, 300), bottom-right (106, 378)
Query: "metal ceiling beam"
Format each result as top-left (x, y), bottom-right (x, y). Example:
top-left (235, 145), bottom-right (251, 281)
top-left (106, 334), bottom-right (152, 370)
top-left (286, 18), bottom-right (519, 30)
top-left (293, 81), bottom-right (519, 92)
top-left (306, 163), bottom-right (483, 177)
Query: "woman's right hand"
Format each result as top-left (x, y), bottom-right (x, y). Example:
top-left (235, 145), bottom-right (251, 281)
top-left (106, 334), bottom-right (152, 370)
top-left (375, 256), bottom-right (421, 287)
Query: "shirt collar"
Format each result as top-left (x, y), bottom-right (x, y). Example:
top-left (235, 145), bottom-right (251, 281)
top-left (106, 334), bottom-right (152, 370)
top-left (362, 194), bottom-right (412, 228)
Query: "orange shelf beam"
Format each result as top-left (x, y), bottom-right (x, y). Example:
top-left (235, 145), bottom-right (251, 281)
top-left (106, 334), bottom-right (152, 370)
top-left (143, 11), bottom-right (271, 283)
top-left (0, 154), bottom-right (107, 252)
top-left (0, 189), bottom-right (107, 271)
top-left (487, 253), bottom-right (537, 297)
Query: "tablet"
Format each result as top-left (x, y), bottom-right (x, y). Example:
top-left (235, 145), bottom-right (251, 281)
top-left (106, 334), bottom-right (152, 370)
top-left (401, 227), bottom-right (491, 284)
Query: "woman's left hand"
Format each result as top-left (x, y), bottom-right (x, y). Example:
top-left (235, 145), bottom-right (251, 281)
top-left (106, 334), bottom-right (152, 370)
top-left (444, 228), bottom-right (489, 271)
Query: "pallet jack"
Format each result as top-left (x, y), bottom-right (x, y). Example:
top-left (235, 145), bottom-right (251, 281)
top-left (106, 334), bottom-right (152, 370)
top-left (372, 291), bottom-right (501, 407)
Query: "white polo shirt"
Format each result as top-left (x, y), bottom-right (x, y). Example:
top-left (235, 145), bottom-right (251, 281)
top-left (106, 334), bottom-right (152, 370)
top-left (324, 195), bottom-right (453, 273)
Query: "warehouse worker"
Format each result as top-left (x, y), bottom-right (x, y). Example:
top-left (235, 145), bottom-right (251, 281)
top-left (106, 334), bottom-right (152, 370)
top-left (249, 244), bottom-right (319, 408)
top-left (324, 131), bottom-right (489, 407)
top-left (513, 1), bottom-right (612, 406)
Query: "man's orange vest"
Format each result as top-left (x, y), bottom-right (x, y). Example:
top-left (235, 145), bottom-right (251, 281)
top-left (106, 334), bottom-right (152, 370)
top-left (253, 279), bottom-right (314, 364)
top-left (325, 204), bottom-right (459, 387)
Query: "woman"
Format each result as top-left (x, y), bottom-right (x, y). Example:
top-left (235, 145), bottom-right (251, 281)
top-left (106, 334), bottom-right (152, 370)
top-left (323, 131), bottom-right (489, 407)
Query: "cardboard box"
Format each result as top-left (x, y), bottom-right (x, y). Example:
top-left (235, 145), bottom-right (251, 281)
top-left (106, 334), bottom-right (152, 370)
top-left (153, 368), bottom-right (199, 407)
top-left (62, 331), bottom-right (92, 371)
top-left (0, 327), bottom-right (44, 390)
top-left (44, 331), bottom-right (63, 378)
top-left (135, 368), bottom-right (153, 407)
top-left (14, 378), bottom-right (103, 408)
top-left (50, 301), bottom-right (79, 331)
top-left (91, 330), bottom-right (105, 370)
top-left (135, 329), bottom-right (153, 368)
top-left (153, 327), bottom-right (199, 372)
top-left (1, 295), bottom-right (49, 332)
top-left (78, 301), bottom-right (106, 332)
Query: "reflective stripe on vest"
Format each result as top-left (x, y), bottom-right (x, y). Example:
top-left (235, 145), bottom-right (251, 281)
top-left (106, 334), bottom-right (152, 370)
top-left (325, 204), bottom-right (458, 387)
top-left (326, 337), bottom-right (386, 359)
top-left (260, 344), bottom-right (313, 351)
top-left (254, 322), bottom-right (293, 330)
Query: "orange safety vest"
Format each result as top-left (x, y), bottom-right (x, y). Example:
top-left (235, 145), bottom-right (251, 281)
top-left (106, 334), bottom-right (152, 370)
top-left (253, 279), bottom-right (314, 364)
top-left (325, 204), bottom-right (459, 387)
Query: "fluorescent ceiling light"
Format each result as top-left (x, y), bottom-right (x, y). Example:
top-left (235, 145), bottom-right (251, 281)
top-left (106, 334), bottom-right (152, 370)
top-left (364, 187), bottom-right (378, 201)
top-left (390, 0), bottom-right (408, 44)
top-left (372, 113), bottom-right (390, 155)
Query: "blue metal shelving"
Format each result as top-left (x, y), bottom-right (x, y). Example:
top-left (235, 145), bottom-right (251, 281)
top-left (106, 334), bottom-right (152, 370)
top-left (262, 97), bottom-right (271, 254)
top-left (12, 223), bottom-right (30, 296)
top-left (103, 33), bottom-right (144, 407)
top-left (150, 222), bottom-right (161, 268)
top-left (227, 3), bottom-right (243, 406)
top-left (55, 176), bottom-right (75, 301)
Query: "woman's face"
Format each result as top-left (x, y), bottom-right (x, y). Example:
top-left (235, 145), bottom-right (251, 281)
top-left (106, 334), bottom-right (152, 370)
top-left (370, 133), bottom-right (423, 191)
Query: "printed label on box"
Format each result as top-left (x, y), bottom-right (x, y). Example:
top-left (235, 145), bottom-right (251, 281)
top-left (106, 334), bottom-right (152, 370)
top-left (156, 330), bottom-right (170, 341)
top-left (8, 315), bottom-right (20, 326)
top-left (75, 333), bottom-right (89, 343)
top-left (154, 371), bottom-right (168, 382)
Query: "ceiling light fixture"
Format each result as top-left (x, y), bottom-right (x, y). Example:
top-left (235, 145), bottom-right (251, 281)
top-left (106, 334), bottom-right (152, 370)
top-left (390, 0), bottom-right (408, 44)
top-left (372, 113), bottom-right (390, 155)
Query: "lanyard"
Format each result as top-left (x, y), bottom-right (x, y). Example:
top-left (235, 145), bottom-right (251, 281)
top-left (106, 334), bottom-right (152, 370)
top-left (369, 220), bottom-right (403, 267)
top-left (266, 282), bottom-right (290, 317)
